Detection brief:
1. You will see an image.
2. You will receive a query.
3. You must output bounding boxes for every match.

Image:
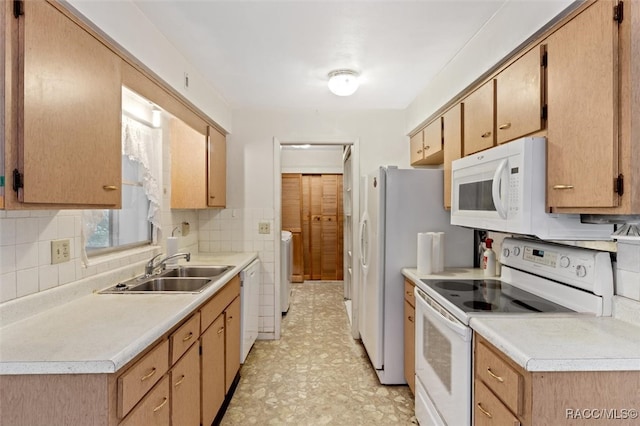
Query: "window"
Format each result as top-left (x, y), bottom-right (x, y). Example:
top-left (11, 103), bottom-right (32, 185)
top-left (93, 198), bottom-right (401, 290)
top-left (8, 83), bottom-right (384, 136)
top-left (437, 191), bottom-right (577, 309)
top-left (85, 155), bottom-right (152, 253)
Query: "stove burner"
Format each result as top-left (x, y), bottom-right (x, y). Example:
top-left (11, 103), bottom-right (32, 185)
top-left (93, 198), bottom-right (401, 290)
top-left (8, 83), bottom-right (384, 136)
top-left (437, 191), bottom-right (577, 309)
top-left (433, 281), bottom-right (479, 292)
top-left (511, 299), bottom-right (558, 313)
top-left (463, 300), bottom-right (497, 311)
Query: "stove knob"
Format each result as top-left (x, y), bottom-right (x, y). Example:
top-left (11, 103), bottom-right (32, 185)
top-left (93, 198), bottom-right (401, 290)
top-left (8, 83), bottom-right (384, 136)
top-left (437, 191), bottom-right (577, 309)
top-left (560, 256), bottom-right (571, 268)
top-left (502, 248), bottom-right (510, 258)
top-left (513, 246), bottom-right (521, 256)
top-left (576, 264), bottom-right (587, 278)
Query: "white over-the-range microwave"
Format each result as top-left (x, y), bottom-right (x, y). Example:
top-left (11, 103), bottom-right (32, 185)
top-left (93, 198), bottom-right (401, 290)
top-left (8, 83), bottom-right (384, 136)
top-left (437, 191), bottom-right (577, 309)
top-left (450, 137), bottom-right (613, 240)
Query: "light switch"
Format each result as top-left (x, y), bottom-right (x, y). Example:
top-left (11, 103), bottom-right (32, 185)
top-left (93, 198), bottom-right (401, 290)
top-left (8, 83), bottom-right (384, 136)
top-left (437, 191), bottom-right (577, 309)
top-left (51, 239), bottom-right (71, 264)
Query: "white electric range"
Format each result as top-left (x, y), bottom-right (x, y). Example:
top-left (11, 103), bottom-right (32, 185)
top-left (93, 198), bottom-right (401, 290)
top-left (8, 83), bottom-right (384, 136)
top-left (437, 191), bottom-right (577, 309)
top-left (412, 237), bottom-right (614, 426)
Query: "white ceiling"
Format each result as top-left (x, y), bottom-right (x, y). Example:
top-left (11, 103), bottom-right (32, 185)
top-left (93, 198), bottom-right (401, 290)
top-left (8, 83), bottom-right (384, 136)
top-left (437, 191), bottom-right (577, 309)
top-left (131, 0), bottom-right (511, 111)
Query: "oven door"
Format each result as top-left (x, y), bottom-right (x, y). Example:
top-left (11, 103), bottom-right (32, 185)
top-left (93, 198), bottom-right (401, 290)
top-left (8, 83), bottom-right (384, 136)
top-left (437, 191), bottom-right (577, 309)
top-left (414, 287), bottom-right (472, 426)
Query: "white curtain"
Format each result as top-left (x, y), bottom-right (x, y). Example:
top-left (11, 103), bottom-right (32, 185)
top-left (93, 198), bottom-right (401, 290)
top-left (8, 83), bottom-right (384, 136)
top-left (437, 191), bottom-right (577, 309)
top-left (81, 116), bottom-right (162, 265)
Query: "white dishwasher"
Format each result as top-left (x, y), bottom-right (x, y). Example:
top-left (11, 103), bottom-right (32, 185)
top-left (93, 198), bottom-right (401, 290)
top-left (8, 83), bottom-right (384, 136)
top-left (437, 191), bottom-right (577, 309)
top-left (240, 259), bottom-right (260, 363)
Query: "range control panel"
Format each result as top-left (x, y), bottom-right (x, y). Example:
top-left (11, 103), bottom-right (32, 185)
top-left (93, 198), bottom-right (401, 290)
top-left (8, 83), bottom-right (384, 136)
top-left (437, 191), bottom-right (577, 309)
top-left (500, 237), bottom-right (613, 294)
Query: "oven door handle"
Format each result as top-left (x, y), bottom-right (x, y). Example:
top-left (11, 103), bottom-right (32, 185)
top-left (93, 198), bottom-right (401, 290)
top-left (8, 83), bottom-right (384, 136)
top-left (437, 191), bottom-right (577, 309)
top-left (415, 289), bottom-right (472, 341)
top-left (491, 158), bottom-right (509, 220)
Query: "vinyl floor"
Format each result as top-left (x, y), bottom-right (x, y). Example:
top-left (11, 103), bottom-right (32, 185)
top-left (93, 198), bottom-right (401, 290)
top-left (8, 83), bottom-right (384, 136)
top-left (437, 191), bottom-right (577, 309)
top-left (221, 281), bottom-right (416, 425)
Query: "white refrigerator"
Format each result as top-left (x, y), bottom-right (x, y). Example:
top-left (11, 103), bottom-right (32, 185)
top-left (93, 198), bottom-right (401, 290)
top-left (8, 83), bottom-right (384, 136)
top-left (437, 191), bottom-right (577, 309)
top-left (358, 166), bottom-right (474, 385)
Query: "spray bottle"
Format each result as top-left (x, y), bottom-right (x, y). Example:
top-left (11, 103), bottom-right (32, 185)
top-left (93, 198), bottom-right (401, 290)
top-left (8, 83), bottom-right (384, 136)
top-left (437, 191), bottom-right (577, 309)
top-left (482, 238), bottom-right (496, 277)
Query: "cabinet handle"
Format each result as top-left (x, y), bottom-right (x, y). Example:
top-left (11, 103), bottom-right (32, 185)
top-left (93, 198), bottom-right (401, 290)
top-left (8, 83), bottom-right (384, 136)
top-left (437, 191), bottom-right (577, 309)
top-left (102, 185), bottom-right (118, 191)
top-left (140, 367), bottom-right (156, 382)
top-left (416, 149), bottom-right (423, 154)
top-left (217, 326), bottom-right (224, 335)
top-left (408, 316), bottom-right (414, 323)
top-left (553, 184), bottom-right (574, 190)
top-left (227, 316), bottom-right (233, 323)
top-left (498, 123), bottom-right (512, 130)
top-left (174, 374), bottom-right (186, 387)
top-left (477, 403), bottom-right (493, 418)
top-left (210, 195), bottom-right (215, 199)
top-left (481, 131), bottom-right (492, 138)
top-left (487, 368), bottom-right (504, 383)
top-left (153, 397), bottom-right (168, 412)
top-left (406, 291), bottom-right (412, 297)
top-left (424, 145), bottom-right (430, 151)
top-left (182, 332), bottom-right (194, 342)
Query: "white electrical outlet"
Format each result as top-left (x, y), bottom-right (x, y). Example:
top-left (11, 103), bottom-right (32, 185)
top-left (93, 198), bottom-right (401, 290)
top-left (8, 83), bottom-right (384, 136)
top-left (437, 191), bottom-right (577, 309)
top-left (258, 221), bottom-right (271, 234)
top-left (51, 239), bottom-right (71, 264)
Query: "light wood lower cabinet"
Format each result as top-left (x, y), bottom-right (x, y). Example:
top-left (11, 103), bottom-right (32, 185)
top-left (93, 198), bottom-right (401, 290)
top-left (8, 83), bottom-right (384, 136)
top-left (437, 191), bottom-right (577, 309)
top-left (201, 313), bottom-right (226, 425)
top-left (0, 275), bottom-right (242, 426)
top-left (171, 343), bottom-right (200, 426)
top-left (474, 334), bottom-right (640, 426)
top-left (403, 279), bottom-right (416, 394)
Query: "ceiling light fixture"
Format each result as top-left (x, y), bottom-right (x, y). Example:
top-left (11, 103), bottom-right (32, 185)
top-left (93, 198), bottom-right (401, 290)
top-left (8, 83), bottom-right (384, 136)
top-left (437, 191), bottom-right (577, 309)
top-left (327, 70), bottom-right (359, 97)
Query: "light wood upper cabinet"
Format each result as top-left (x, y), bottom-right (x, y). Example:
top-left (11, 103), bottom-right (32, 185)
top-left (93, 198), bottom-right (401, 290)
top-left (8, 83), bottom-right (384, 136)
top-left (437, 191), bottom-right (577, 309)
top-left (410, 118), bottom-right (444, 166)
top-left (207, 126), bottom-right (226, 207)
top-left (171, 118), bottom-right (207, 209)
top-left (546, 0), bottom-right (619, 209)
top-left (495, 45), bottom-right (545, 144)
top-left (443, 104), bottom-right (463, 209)
top-left (463, 80), bottom-right (496, 155)
top-left (17, 0), bottom-right (121, 207)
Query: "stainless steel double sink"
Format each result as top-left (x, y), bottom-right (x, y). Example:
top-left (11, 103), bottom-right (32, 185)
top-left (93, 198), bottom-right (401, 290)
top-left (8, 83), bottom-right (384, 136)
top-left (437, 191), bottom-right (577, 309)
top-left (99, 265), bottom-right (233, 294)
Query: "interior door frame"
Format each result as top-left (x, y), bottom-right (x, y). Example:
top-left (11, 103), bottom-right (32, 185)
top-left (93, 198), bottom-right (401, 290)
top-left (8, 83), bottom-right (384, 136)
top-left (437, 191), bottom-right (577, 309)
top-left (273, 137), bottom-right (360, 339)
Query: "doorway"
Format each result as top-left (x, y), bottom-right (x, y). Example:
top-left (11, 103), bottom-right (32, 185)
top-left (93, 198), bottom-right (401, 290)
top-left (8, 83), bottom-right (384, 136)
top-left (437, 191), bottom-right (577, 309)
top-left (273, 138), bottom-right (360, 340)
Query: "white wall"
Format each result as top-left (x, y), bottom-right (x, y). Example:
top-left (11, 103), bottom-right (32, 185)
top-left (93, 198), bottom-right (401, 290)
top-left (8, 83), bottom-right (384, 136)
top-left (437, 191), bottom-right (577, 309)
top-left (281, 146), bottom-right (344, 174)
top-left (405, 0), bottom-right (574, 134)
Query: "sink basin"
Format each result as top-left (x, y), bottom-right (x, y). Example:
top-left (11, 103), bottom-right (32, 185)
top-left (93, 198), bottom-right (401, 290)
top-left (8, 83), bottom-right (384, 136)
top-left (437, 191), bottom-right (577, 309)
top-left (128, 277), bottom-right (213, 293)
top-left (159, 265), bottom-right (232, 278)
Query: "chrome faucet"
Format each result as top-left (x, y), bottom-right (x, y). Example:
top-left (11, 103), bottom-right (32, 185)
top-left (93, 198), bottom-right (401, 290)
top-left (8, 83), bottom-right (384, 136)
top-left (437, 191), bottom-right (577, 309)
top-left (145, 252), bottom-right (191, 276)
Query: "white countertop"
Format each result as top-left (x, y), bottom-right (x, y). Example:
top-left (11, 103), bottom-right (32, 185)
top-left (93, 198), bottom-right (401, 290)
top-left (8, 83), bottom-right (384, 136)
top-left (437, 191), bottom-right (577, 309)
top-left (0, 252), bottom-right (257, 375)
top-left (471, 315), bottom-right (640, 372)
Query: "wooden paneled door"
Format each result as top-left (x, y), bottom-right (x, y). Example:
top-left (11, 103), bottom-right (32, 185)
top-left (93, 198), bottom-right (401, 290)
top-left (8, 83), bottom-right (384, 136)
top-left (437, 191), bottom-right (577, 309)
top-left (281, 174), bottom-right (304, 282)
top-left (283, 174), bottom-right (343, 281)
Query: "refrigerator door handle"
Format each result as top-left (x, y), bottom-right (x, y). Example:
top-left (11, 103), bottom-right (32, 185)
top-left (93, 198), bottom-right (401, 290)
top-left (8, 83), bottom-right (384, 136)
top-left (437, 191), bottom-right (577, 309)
top-left (359, 214), bottom-right (369, 269)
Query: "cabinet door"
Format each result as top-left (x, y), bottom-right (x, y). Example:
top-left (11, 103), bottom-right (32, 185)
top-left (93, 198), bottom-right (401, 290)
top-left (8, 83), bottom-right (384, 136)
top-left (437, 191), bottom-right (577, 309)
top-left (403, 299), bottom-right (415, 394)
top-left (443, 104), bottom-right (463, 209)
top-left (463, 80), bottom-right (496, 155)
top-left (171, 118), bottom-right (207, 209)
top-left (201, 314), bottom-right (225, 426)
top-left (19, 1), bottom-right (121, 206)
top-left (422, 117), bottom-right (444, 164)
top-left (546, 0), bottom-right (619, 209)
top-left (207, 126), bottom-right (226, 207)
top-left (171, 344), bottom-right (200, 426)
top-left (224, 296), bottom-right (241, 393)
top-left (495, 45), bottom-right (545, 144)
top-left (409, 131), bottom-right (424, 165)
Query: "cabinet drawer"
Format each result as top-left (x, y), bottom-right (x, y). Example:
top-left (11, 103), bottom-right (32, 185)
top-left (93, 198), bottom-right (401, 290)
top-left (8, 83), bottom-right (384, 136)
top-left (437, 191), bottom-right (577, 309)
top-left (201, 275), bottom-right (240, 331)
top-left (118, 339), bottom-right (169, 418)
top-left (474, 380), bottom-right (520, 426)
top-left (170, 312), bottom-right (200, 364)
top-left (475, 341), bottom-right (523, 415)
top-left (404, 279), bottom-right (415, 307)
top-left (119, 375), bottom-right (170, 426)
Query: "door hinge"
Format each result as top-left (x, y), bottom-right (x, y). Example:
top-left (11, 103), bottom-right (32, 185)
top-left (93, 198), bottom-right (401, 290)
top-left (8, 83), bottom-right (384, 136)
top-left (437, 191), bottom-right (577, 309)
top-left (541, 105), bottom-right (548, 120)
top-left (615, 174), bottom-right (624, 195)
top-left (541, 51), bottom-right (548, 68)
top-left (12, 169), bottom-right (24, 193)
top-left (13, 0), bottom-right (24, 18)
top-left (614, 1), bottom-right (624, 24)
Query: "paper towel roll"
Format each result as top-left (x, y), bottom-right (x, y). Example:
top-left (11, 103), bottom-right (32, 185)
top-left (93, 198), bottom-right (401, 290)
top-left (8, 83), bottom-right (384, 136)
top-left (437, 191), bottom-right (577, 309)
top-left (166, 237), bottom-right (179, 266)
top-left (417, 232), bottom-right (433, 275)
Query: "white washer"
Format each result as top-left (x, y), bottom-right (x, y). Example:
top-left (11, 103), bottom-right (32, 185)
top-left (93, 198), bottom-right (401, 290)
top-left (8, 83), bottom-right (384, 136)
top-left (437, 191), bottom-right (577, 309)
top-left (280, 231), bottom-right (292, 313)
